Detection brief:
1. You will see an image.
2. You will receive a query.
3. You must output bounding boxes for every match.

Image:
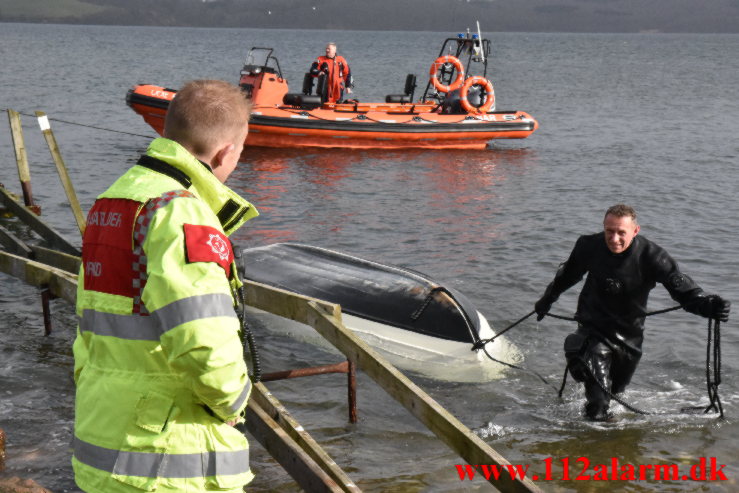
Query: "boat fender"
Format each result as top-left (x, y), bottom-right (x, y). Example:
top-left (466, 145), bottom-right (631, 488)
top-left (403, 73), bottom-right (417, 100)
top-left (283, 93), bottom-right (322, 109)
top-left (301, 73), bottom-right (315, 95)
top-left (385, 94), bottom-right (411, 103)
top-left (460, 76), bottom-right (495, 113)
top-left (315, 72), bottom-right (328, 102)
top-left (429, 56), bottom-right (465, 93)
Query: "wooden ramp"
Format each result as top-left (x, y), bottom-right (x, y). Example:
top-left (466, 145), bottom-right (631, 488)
top-left (0, 245), bottom-right (541, 492)
top-left (0, 107), bottom-right (543, 492)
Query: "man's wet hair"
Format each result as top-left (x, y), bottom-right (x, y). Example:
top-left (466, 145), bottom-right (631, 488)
top-left (604, 204), bottom-right (637, 224)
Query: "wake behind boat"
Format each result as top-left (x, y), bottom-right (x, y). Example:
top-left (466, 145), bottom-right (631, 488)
top-left (241, 243), bottom-right (520, 381)
top-left (126, 29), bottom-right (538, 150)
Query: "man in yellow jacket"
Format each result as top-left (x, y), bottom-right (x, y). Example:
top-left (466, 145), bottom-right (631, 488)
top-left (73, 80), bottom-right (258, 492)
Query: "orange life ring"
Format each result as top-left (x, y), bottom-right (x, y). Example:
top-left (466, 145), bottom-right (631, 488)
top-left (460, 76), bottom-right (495, 114)
top-left (429, 56), bottom-right (465, 93)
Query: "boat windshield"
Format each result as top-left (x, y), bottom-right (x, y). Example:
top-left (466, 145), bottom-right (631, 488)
top-left (243, 47), bottom-right (282, 77)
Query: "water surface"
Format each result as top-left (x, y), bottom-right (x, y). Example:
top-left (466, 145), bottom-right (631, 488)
top-left (1, 24), bottom-right (738, 492)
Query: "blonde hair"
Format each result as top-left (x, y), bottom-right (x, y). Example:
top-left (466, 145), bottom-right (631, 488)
top-left (164, 80), bottom-right (251, 156)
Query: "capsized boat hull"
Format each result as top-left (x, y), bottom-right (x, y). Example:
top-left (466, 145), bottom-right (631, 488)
top-left (126, 84), bottom-right (537, 150)
top-left (241, 243), bottom-right (520, 380)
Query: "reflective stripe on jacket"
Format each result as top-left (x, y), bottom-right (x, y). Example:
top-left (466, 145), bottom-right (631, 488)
top-left (73, 138), bottom-right (258, 492)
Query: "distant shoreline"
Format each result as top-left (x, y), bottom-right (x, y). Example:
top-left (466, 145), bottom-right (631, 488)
top-left (3, 21), bottom-right (739, 35)
top-left (2, 0), bottom-right (739, 34)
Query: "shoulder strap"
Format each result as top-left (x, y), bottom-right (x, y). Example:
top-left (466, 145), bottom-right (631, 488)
top-left (137, 155), bottom-right (192, 189)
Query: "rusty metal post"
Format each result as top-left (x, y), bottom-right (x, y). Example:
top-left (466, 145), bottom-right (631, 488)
top-left (41, 286), bottom-right (54, 336)
top-left (260, 360), bottom-right (358, 423)
top-left (261, 361), bottom-right (349, 382)
top-left (348, 359), bottom-right (357, 424)
top-left (0, 427), bottom-right (6, 472)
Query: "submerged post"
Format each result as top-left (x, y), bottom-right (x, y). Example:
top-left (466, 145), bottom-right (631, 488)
top-left (0, 427), bottom-right (5, 472)
top-left (348, 360), bottom-right (357, 424)
top-left (6, 109), bottom-right (40, 214)
top-left (35, 111), bottom-right (86, 237)
top-left (40, 286), bottom-right (54, 336)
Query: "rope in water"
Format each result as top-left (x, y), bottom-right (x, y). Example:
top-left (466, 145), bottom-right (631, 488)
top-left (475, 305), bottom-right (724, 418)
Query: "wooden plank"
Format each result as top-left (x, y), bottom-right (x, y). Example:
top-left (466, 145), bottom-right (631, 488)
top-left (244, 279), bottom-right (342, 323)
top-left (245, 399), bottom-right (344, 493)
top-left (0, 186), bottom-right (80, 256)
top-left (0, 224), bottom-right (33, 258)
top-left (29, 245), bottom-right (80, 274)
top-left (251, 383), bottom-right (362, 493)
top-left (0, 250), bottom-right (77, 304)
top-left (6, 109), bottom-right (36, 208)
top-left (35, 111), bottom-right (86, 237)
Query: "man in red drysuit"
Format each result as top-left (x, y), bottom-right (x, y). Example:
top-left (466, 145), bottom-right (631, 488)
top-left (310, 42), bottom-right (354, 103)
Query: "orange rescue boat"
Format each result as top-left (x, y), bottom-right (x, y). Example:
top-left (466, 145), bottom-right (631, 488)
top-left (126, 32), bottom-right (538, 150)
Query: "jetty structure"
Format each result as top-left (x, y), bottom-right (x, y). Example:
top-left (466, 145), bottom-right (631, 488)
top-left (0, 108), bottom-right (543, 492)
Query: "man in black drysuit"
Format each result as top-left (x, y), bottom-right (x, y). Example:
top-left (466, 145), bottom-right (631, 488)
top-left (534, 204), bottom-right (730, 421)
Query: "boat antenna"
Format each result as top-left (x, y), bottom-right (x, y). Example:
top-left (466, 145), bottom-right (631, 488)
top-left (476, 20), bottom-right (485, 63)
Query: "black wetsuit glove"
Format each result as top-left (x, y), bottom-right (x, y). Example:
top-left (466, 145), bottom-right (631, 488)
top-left (693, 295), bottom-right (731, 322)
top-left (534, 296), bottom-right (553, 322)
top-left (710, 296), bottom-right (730, 322)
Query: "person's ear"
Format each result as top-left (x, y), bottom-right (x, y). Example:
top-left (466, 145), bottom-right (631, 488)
top-left (211, 143), bottom-right (235, 170)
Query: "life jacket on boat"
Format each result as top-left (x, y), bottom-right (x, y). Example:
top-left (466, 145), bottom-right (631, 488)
top-left (310, 54), bottom-right (353, 103)
top-left (72, 137), bottom-right (258, 493)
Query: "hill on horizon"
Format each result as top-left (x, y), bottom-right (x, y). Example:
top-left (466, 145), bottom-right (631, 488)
top-left (2, 0), bottom-right (739, 33)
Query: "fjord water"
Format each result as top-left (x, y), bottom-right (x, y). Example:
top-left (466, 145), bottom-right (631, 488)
top-left (1, 23), bottom-right (738, 491)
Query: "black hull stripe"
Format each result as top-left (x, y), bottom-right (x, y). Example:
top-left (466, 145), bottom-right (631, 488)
top-left (250, 115), bottom-right (534, 134)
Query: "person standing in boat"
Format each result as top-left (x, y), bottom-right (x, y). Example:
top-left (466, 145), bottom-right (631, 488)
top-left (72, 80), bottom-right (259, 492)
top-left (310, 42), bottom-right (354, 103)
top-left (534, 204), bottom-right (730, 421)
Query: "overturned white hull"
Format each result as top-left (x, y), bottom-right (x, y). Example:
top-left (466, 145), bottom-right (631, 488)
top-left (342, 312), bottom-right (521, 382)
top-left (242, 243), bottom-right (521, 381)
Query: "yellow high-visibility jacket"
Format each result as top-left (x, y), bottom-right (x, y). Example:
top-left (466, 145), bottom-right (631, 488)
top-left (73, 138), bottom-right (258, 492)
